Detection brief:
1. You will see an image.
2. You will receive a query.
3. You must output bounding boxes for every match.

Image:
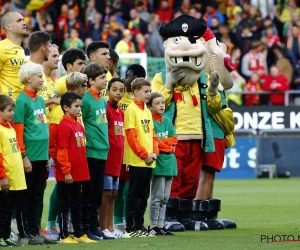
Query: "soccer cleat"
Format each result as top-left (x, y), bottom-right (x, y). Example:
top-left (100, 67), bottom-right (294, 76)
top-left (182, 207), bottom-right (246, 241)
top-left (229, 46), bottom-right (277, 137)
top-left (111, 230), bottom-right (130, 238)
top-left (47, 227), bottom-right (60, 237)
top-left (4, 238), bottom-right (23, 247)
top-left (74, 234), bottom-right (97, 243)
top-left (148, 226), bottom-right (164, 236)
top-left (34, 234), bottom-right (58, 244)
top-left (59, 235), bottom-right (78, 244)
top-left (91, 229), bottom-right (115, 240)
top-left (85, 231), bottom-right (100, 241)
top-left (160, 227), bottom-right (175, 236)
top-left (124, 230), bottom-right (143, 238)
top-left (138, 228), bottom-right (155, 237)
top-left (18, 236), bottom-right (42, 245)
top-left (0, 238), bottom-right (9, 248)
top-left (102, 229), bottom-right (115, 239)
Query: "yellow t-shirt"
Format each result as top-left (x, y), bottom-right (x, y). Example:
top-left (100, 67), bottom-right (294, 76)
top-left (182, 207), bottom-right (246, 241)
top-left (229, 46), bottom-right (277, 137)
top-left (0, 39), bottom-right (27, 100)
top-left (54, 75), bottom-right (67, 97)
top-left (0, 123), bottom-right (26, 190)
top-left (101, 71), bottom-right (113, 99)
top-left (123, 102), bottom-right (155, 168)
top-left (38, 73), bottom-right (54, 101)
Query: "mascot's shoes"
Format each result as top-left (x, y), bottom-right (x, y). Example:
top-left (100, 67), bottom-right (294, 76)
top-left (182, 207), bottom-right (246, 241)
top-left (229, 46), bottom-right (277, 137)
top-left (165, 197), bottom-right (185, 232)
top-left (164, 220), bottom-right (185, 232)
top-left (208, 199), bottom-right (237, 229)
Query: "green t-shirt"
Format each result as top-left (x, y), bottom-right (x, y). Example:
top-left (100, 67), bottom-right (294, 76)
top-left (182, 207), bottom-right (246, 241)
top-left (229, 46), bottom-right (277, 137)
top-left (14, 91), bottom-right (49, 161)
top-left (82, 91), bottom-right (109, 159)
top-left (153, 116), bottom-right (177, 176)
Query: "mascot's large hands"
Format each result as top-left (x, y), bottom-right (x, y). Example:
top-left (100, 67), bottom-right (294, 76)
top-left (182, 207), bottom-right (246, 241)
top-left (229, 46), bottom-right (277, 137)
top-left (165, 67), bottom-right (186, 89)
top-left (208, 71), bottom-right (220, 96)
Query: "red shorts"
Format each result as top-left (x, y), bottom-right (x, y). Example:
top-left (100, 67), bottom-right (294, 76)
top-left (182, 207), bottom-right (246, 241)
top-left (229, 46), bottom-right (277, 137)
top-left (202, 138), bottom-right (226, 172)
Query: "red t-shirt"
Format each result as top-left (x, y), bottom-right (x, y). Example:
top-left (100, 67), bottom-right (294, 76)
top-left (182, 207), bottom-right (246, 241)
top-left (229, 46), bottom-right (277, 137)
top-left (56, 116), bottom-right (90, 182)
top-left (105, 101), bottom-right (124, 177)
top-left (261, 74), bottom-right (290, 105)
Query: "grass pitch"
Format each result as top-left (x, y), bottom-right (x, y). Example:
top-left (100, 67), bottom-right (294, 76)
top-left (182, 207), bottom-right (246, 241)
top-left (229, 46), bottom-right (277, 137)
top-left (22, 178), bottom-right (300, 250)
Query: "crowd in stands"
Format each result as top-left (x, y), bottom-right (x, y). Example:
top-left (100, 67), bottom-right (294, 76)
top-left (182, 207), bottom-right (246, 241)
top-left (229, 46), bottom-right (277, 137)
top-left (0, 0), bottom-right (299, 106)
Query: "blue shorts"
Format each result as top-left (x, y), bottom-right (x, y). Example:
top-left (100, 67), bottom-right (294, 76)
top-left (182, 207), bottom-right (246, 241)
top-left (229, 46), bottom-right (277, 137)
top-left (103, 174), bottom-right (119, 190)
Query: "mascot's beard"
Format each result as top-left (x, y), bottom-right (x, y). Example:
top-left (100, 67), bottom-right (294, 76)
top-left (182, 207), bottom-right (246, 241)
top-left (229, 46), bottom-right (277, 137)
top-left (174, 67), bottom-right (201, 86)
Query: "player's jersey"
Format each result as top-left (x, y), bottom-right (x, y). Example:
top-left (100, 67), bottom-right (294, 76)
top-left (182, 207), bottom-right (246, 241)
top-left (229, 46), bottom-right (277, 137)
top-left (0, 39), bottom-right (27, 100)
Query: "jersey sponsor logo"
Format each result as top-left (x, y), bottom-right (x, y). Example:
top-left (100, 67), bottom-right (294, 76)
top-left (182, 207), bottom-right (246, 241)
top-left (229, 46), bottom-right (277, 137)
top-left (118, 102), bottom-right (128, 111)
top-left (96, 109), bottom-right (107, 124)
top-left (9, 58), bottom-right (26, 70)
top-left (156, 131), bottom-right (169, 139)
top-left (114, 121), bottom-right (123, 135)
top-left (75, 131), bottom-right (86, 147)
top-left (33, 109), bottom-right (47, 124)
top-left (9, 138), bottom-right (20, 153)
top-left (141, 119), bottom-right (150, 133)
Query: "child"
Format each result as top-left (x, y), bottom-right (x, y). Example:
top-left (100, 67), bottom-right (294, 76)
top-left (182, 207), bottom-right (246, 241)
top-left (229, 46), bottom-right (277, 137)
top-left (98, 78), bottom-right (127, 238)
top-left (47, 72), bottom-right (88, 236)
top-left (13, 63), bottom-right (51, 245)
top-left (56, 92), bottom-right (95, 244)
top-left (0, 95), bottom-right (26, 247)
top-left (114, 64), bottom-right (147, 233)
top-left (244, 72), bottom-right (261, 106)
top-left (147, 93), bottom-right (177, 236)
top-left (81, 64), bottom-right (114, 239)
top-left (124, 78), bottom-right (159, 237)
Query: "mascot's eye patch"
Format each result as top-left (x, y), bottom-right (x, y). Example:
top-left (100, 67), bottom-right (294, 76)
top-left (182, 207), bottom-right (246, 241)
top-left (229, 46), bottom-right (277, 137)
top-left (173, 37), bottom-right (181, 44)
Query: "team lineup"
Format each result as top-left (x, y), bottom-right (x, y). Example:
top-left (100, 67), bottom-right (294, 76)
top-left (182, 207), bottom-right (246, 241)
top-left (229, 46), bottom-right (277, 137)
top-left (0, 12), bottom-right (236, 246)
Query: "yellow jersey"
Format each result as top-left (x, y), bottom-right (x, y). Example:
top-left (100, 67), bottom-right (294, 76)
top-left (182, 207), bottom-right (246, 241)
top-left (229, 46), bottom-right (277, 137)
top-left (118, 92), bottom-right (134, 111)
top-left (0, 39), bottom-right (27, 100)
top-left (123, 102), bottom-right (155, 168)
top-left (0, 123), bottom-right (26, 190)
top-left (54, 75), bottom-right (67, 97)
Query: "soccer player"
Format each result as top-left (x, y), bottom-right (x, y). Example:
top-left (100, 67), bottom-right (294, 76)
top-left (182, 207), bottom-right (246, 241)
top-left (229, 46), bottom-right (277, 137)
top-left (54, 48), bottom-right (86, 97)
top-left (0, 95), bottom-right (26, 247)
top-left (123, 78), bottom-right (159, 237)
top-left (0, 12), bottom-right (27, 100)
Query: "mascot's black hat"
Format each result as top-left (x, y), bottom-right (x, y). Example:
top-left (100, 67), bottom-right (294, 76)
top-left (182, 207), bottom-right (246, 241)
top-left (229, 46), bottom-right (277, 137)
top-left (158, 15), bottom-right (207, 42)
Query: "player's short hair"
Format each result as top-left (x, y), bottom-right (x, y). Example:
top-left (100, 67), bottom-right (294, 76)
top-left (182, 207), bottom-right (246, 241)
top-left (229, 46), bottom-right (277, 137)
top-left (131, 78), bottom-right (151, 92)
top-left (86, 41), bottom-right (110, 60)
top-left (82, 63), bottom-right (107, 82)
top-left (0, 95), bottom-right (15, 111)
top-left (147, 92), bottom-right (164, 107)
top-left (108, 77), bottom-right (124, 90)
top-left (50, 44), bottom-right (59, 50)
top-left (60, 92), bottom-right (82, 113)
top-left (18, 63), bottom-right (43, 84)
top-left (126, 64), bottom-right (146, 78)
top-left (109, 49), bottom-right (119, 64)
top-left (66, 72), bottom-right (88, 91)
top-left (62, 48), bottom-right (86, 71)
top-left (28, 31), bottom-right (52, 53)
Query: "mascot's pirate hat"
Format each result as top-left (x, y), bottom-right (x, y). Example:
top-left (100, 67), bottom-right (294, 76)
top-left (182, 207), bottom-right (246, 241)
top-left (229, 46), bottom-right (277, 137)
top-left (158, 15), bottom-right (207, 43)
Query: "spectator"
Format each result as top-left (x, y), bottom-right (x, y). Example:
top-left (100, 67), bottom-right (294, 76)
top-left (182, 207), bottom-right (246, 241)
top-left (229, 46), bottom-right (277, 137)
top-left (226, 0), bottom-right (242, 28)
top-left (227, 70), bottom-right (245, 108)
top-left (236, 24), bottom-right (255, 56)
top-left (176, 0), bottom-right (191, 15)
top-left (283, 11), bottom-right (299, 41)
top-left (146, 13), bottom-right (164, 57)
top-left (63, 9), bottom-right (85, 43)
top-left (287, 25), bottom-right (300, 60)
top-left (88, 12), bottom-right (102, 41)
top-left (136, 33), bottom-right (146, 53)
top-left (135, 0), bottom-right (151, 23)
top-left (251, 0), bottom-right (275, 19)
top-left (67, 0), bottom-right (79, 17)
top-left (85, 0), bottom-right (97, 31)
top-left (128, 8), bottom-right (148, 35)
top-left (241, 40), bottom-right (268, 80)
top-left (229, 11), bottom-right (244, 45)
top-left (230, 47), bottom-right (242, 70)
top-left (56, 4), bottom-right (69, 45)
top-left (263, 25), bottom-right (281, 48)
top-left (63, 28), bottom-right (85, 50)
top-left (261, 65), bottom-right (290, 105)
top-left (156, 0), bottom-right (173, 24)
top-left (203, 2), bottom-right (225, 28)
top-left (244, 72), bottom-right (261, 106)
top-left (274, 46), bottom-right (293, 83)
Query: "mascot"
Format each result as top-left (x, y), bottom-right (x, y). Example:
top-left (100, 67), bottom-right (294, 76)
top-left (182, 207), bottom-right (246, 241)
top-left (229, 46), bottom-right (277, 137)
top-left (194, 28), bottom-right (237, 230)
top-left (152, 15), bottom-right (222, 231)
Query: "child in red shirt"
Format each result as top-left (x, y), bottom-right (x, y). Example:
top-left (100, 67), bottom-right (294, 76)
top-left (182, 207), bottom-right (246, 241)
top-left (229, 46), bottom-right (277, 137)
top-left (244, 72), bottom-right (261, 106)
top-left (56, 92), bottom-right (95, 244)
top-left (99, 78), bottom-right (126, 238)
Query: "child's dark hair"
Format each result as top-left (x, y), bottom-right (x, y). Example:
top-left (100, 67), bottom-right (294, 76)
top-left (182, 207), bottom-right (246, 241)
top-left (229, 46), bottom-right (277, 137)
top-left (109, 49), bottom-right (119, 64)
top-left (0, 95), bottom-right (15, 111)
top-left (126, 64), bottom-right (146, 78)
top-left (62, 48), bottom-right (86, 71)
top-left (131, 78), bottom-right (151, 92)
top-left (108, 78), bottom-right (124, 90)
top-left (82, 63), bottom-right (108, 82)
top-left (60, 92), bottom-right (82, 113)
top-left (86, 41), bottom-right (110, 60)
top-left (147, 93), bottom-right (163, 107)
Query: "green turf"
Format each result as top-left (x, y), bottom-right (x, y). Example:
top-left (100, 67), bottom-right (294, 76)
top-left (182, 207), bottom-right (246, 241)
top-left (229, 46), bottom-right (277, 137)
top-left (25, 178), bottom-right (300, 249)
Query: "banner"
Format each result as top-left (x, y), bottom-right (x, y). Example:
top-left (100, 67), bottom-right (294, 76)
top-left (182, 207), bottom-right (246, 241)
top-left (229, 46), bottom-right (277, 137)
top-left (12, 0), bottom-right (53, 11)
top-left (233, 106), bottom-right (300, 132)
